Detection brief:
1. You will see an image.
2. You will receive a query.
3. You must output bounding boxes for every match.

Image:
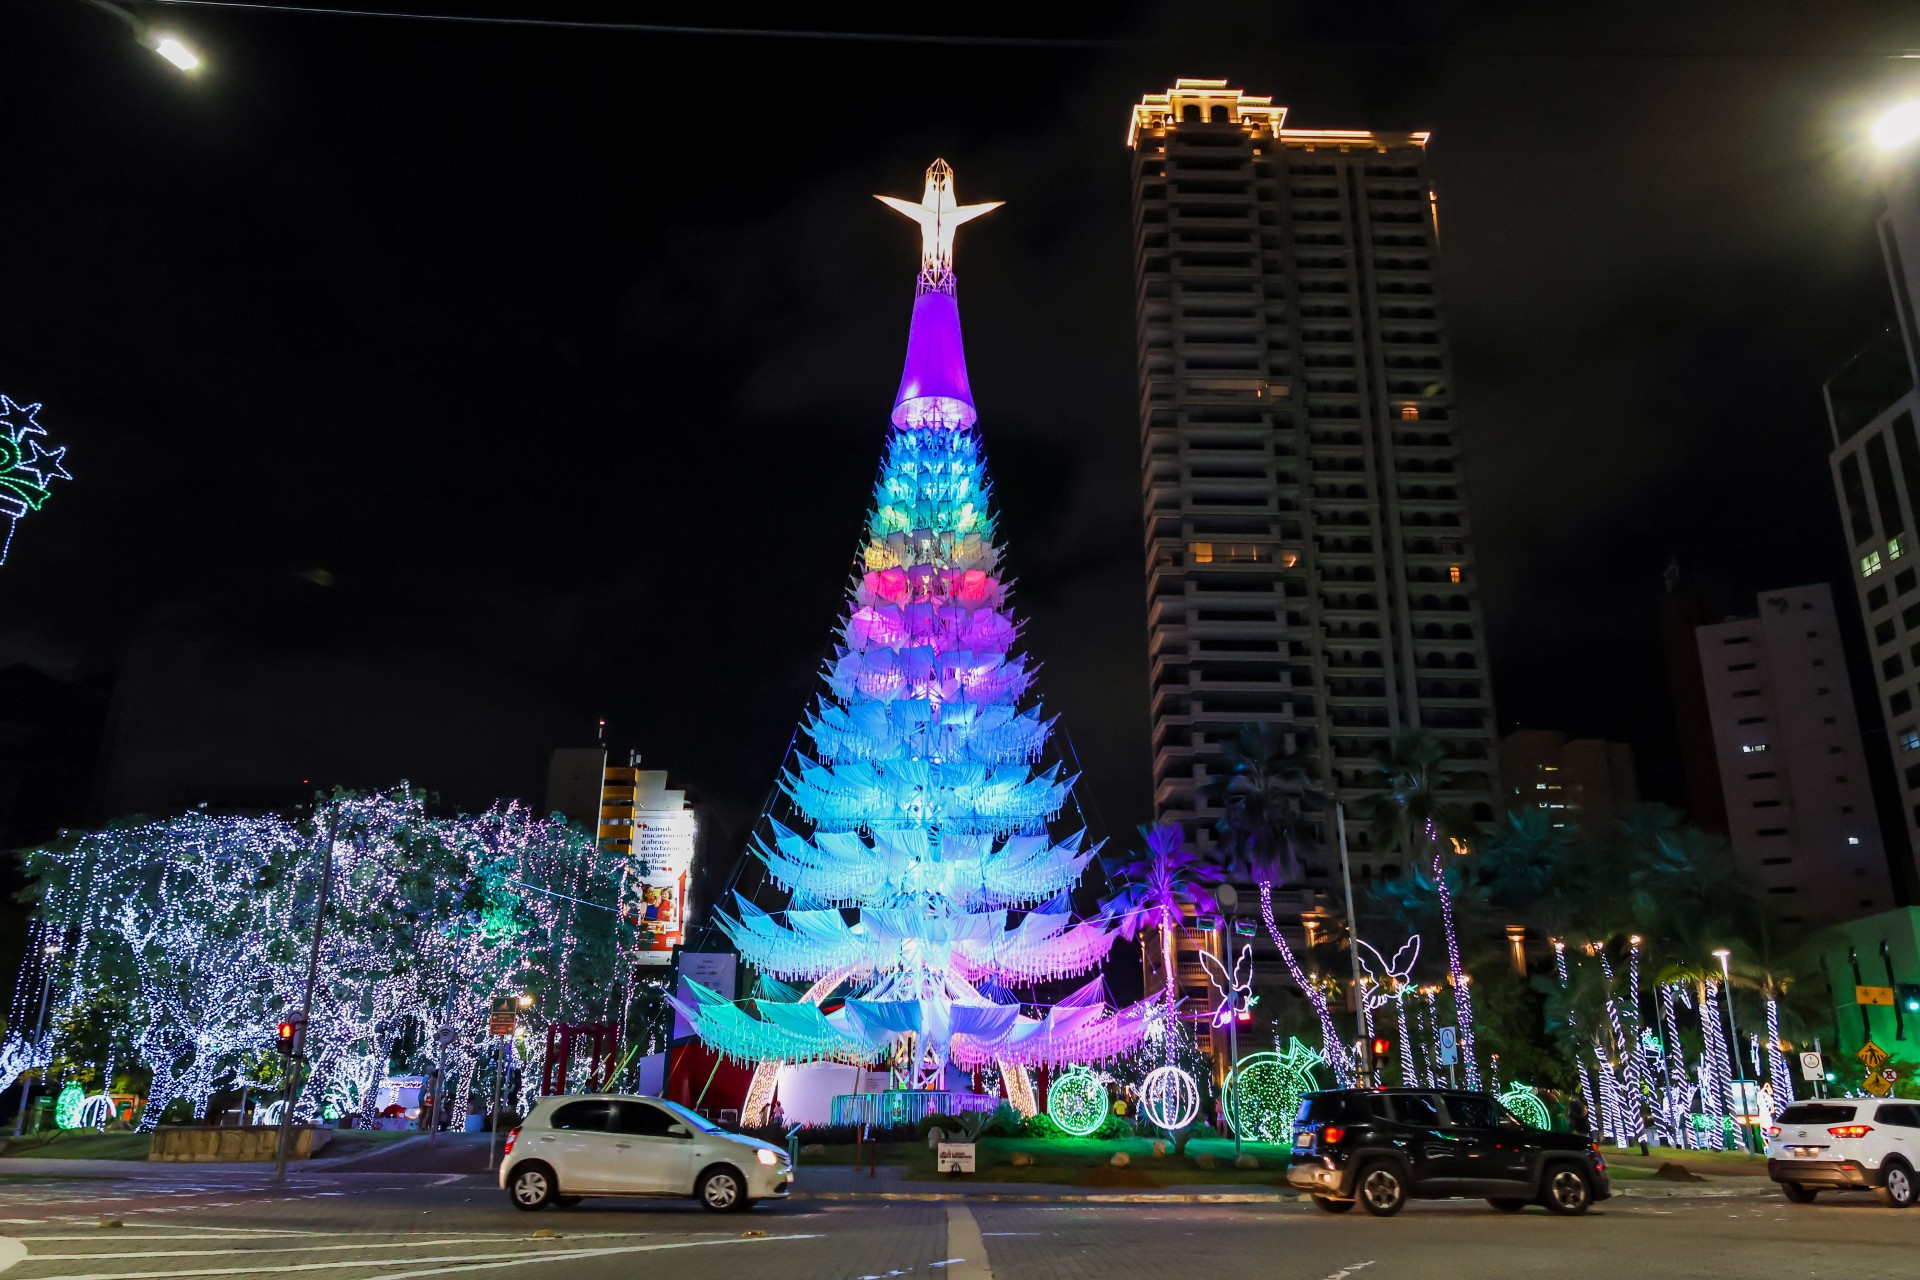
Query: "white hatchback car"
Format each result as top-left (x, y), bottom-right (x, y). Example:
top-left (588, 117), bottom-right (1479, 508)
top-left (500, 1094), bottom-right (792, 1212)
top-left (1766, 1098), bottom-right (1920, 1207)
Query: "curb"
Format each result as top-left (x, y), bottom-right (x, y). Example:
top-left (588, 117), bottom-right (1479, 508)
top-left (801, 1191), bottom-right (1296, 1203)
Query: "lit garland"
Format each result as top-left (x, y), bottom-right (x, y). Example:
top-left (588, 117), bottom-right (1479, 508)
top-left (1225, 1039), bottom-right (1324, 1145)
top-left (53, 1081), bottom-right (84, 1129)
top-left (0, 1035), bottom-right (51, 1100)
top-left (0, 393), bottom-right (71, 565)
top-left (675, 162), bottom-right (1155, 1085)
top-left (1046, 1067), bottom-right (1107, 1137)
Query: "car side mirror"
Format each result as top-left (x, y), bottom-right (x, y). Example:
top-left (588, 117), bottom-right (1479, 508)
top-left (667, 1124), bottom-right (690, 1138)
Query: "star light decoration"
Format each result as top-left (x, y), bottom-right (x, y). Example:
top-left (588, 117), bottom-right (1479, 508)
top-left (0, 393), bottom-right (71, 565)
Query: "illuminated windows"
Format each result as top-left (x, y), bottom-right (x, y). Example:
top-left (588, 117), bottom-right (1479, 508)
top-left (1399, 404), bottom-right (1420, 420)
top-left (1865, 550), bottom-right (1884, 576)
top-left (1741, 743), bottom-right (1769, 754)
top-left (1894, 538), bottom-right (1906, 561)
top-left (1190, 541), bottom-right (1213, 564)
top-left (1448, 564), bottom-right (1463, 584)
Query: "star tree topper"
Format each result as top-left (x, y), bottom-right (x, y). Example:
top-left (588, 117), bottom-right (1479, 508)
top-left (876, 159), bottom-right (1001, 295)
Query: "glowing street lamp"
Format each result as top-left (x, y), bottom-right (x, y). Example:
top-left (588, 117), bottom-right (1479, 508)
top-left (75, 0), bottom-right (203, 75)
top-left (1873, 100), bottom-right (1920, 152)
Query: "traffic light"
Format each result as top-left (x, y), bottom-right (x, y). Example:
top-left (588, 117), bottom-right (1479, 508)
top-left (1897, 982), bottom-right (1920, 1015)
top-left (275, 1013), bottom-right (306, 1058)
top-left (1369, 1036), bottom-right (1392, 1073)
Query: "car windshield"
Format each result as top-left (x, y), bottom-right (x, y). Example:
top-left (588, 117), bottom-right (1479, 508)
top-left (1776, 1103), bottom-right (1856, 1125)
top-left (657, 1100), bottom-right (726, 1134)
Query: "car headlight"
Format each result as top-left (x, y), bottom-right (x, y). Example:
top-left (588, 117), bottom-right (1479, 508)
top-left (757, 1148), bottom-right (779, 1166)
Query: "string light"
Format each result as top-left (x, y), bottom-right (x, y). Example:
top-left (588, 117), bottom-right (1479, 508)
top-left (1139, 1063), bottom-right (1199, 1131)
top-left (1224, 1039), bottom-right (1324, 1145)
top-left (1497, 1081), bottom-right (1551, 1130)
top-left (0, 393), bottom-right (72, 565)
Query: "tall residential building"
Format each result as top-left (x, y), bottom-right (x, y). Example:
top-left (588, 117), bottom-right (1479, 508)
top-left (1696, 584), bottom-right (1897, 928)
top-left (544, 746), bottom-right (700, 965)
top-left (1825, 112), bottom-right (1920, 893)
top-left (1126, 79), bottom-right (1499, 882)
top-left (1496, 730), bottom-right (1638, 829)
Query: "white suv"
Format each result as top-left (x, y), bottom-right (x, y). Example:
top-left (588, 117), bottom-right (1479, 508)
top-left (500, 1094), bottom-right (792, 1212)
top-left (1766, 1098), bottom-right (1920, 1207)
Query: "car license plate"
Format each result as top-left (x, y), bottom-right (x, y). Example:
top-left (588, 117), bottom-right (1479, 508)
top-left (1787, 1146), bottom-right (1824, 1158)
top-left (1293, 1133), bottom-right (1313, 1149)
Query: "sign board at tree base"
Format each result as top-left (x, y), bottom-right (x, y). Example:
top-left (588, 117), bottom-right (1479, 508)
top-left (936, 1142), bottom-right (976, 1175)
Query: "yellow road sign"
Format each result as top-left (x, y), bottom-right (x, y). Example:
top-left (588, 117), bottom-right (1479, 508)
top-left (1857, 985), bottom-right (1895, 1006)
top-left (1859, 1040), bottom-right (1890, 1073)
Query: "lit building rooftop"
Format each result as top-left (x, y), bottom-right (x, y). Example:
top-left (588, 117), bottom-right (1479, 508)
top-left (1126, 77), bottom-right (1430, 151)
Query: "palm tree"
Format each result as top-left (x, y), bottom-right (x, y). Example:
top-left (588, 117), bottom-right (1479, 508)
top-left (1364, 728), bottom-right (1481, 1086)
top-left (1213, 726), bottom-right (1353, 1084)
top-left (1101, 824), bottom-right (1223, 1066)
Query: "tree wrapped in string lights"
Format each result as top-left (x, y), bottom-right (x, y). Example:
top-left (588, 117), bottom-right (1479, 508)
top-left (675, 161), bottom-right (1157, 1094)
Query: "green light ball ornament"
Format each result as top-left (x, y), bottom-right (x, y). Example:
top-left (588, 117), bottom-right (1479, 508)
top-left (1046, 1067), bottom-right (1107, 1137)
top-left (53, 1081), bottom-right (84, 1130)
top-left (1225, 1038), bottom-right (1324, 1145)
top-left (1497, 1082), bottom-right (1551, 1130)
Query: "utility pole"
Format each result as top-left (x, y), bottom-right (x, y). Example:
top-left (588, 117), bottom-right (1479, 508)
top-left (12, 941), bottom-right (60, 1137)
top-left (1336, 805), bottom-right (1367, 1088)
top-left (274, 804), bottom-right (339, 1183)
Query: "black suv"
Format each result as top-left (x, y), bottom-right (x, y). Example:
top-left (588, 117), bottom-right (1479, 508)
top-left (1287, 1089), bottom-right (1610, 1217)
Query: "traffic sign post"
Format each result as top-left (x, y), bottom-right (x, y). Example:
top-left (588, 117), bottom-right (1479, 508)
top-left (488, 996), bottom-right (518, 1038)
top-left (1798, 1050), bottom-right (1824, 1082)
top-left (1856, 985), bottom-right (1895, 1007)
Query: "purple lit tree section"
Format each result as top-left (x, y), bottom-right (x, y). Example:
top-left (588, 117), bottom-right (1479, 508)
top-left (675, 162), bottom-right (1154, 1090)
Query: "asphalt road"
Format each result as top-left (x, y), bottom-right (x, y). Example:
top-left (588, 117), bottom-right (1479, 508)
top-left (0, 1166), bottom-right (1914, 1280)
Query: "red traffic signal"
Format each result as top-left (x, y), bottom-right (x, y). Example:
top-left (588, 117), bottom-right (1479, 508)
top-left (275, 1021), bottom-right (298, 1055)
top-left (1369, 1036), bottom-right (1391, 1060)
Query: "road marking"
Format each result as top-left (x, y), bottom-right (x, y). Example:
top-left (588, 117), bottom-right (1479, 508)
top-left (944, 1203), bottom-right (991, 1280)
top-left (29, 1237), bottom-right (526, 1260)
top-left (1321, 1263), bottom-right (1373, 1280)
top-left (0, 1238), bottom-right (24, 1277)
top-left (38, 1233), bottom-right (818, 1280)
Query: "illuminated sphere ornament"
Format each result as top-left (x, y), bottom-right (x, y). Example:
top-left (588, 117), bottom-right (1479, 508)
top-left (1047, 1068), bottom-right (1108, 1137)
top-left (77, 1093), bottom-right (116, 1129)
top-left (53, 1080), bottom-right (84, 1130)
top-left (1498, 1083), bottom-right (1552, 1130)
top-left (1225, 1038), bottom-right (1325, 1145)
top-left (1139, 1064), bottom-right (1199, 1132)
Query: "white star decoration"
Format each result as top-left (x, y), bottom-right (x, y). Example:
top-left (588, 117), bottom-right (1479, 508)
top-left (876, 159), bottom-right (1001, 282)
top-left (17, 438), bottom-right (70, 486)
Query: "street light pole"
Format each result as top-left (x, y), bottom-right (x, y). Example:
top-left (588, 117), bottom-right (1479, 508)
top-left (274, 805), bottom-right (339, 1183)
top-left (12, 943), bottom-right (60, 1137)
top-left (1335, 804), bottom-right (1366, 1087)
top-left (1712, 948), bottom-right (1755, 1151)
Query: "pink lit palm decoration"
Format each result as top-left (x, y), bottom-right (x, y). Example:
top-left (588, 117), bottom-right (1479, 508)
top-left (1102, 823), bottom-right (1221, 1064)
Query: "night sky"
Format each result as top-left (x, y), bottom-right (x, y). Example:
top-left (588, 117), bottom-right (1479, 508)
top-left (5, 0), bottom-right (1920, 907)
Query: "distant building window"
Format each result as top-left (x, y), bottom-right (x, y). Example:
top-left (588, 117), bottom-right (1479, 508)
top-left (1895, 538), bottom-right (1906, 561)
top-left (1893, 691), bottom-right (1913, 716)
top-left (1400, 404), bottom-right (1419, 420)
top-left (1900, 728), bottom-right (1920, 752)
top-left (1189, 542), bottom-right (1213, 563)
top-left (1742, 743), bottom-right (1769, 754)
top-left (1865, 551), bottom-right (1884, 576)
top-left (1889, 656), bottom-right (1907, 680)
top-left (1849, 836), bottom-right (1862, 845)
top-left (1728, 662), bottom-right (1756, 672)
top-left (1448, 564), bottom-right (1463, 584)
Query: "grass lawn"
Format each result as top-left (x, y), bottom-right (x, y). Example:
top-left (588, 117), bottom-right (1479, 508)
top-left (0, 1131), bottom-right (153, 1160)
top-left (1606, 1144), bottom-right (1770, 1178)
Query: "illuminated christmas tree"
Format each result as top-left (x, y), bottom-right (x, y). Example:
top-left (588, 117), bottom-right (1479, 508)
top-left (675, 162), bottom-right (1153, 1100)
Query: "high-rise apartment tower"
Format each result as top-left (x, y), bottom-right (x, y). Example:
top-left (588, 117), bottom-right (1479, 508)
top-left (1126, 79), bottom-right (1499, 881)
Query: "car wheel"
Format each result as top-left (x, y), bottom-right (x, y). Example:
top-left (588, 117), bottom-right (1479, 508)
top-left (1541, 1165), bottom-right (1592, 1216)
top-left (1487, 1198), bottom-right (1528, 1212)
top-left (698, 1167), bottom-right (747, 1213)
top-left (1780, 1182), bottom-right (1818, 1204)
top-left (1312, 1196), bottom-right (1355, 1214)
top-left (1877, 1161), bottom-right (1917, 1209)
top-left (508, 1163), bottom-right (557, 1211)
top-left (1356, 1164), bottom-right (1406, 1217)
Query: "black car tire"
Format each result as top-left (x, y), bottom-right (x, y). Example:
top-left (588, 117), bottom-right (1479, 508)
top-left (1312, 1196), bottom-right (1355, 1214)
top-left (1356, 1164), bottom-right (1406, 1217)
top-left (1780, 1182), bottom-right (1818, 1204)
top-left (1488, 1198), bottom-right (1528, 1212)
top-left (698, 1166), bottom-right (749, 1213)
top-left (1877, 1160), bottom-right (1916, 1209)
top-left (507, 1163), bottom-right (557, 1211)
top-left (1540, 1164), bottom-right (1592, 1216)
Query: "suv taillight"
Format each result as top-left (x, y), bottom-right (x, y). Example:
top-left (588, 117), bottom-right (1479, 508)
top-left (1829, 1125), bottom-right (1873, 1139)
top-left (503, 1127), bottom-right (520, 1155)
top-left (1323, 1126), bottom-right (1345, 1145)
top-left (1765, 1125), bottom-right (1781, 1137)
